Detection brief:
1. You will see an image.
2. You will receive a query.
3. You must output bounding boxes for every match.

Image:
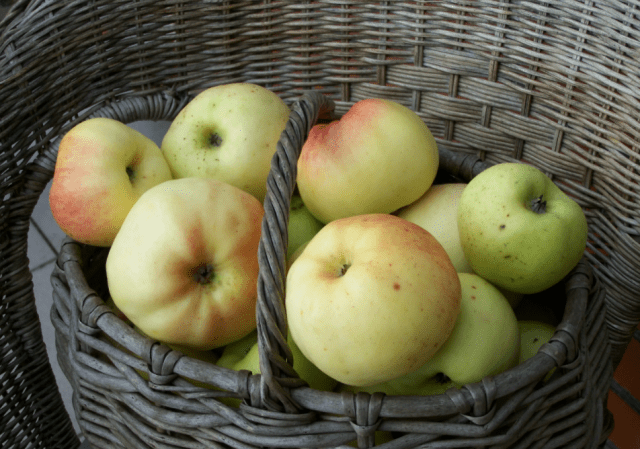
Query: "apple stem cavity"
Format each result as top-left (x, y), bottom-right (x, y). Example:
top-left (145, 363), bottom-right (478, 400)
top-left (434, 372), bottom-right (451, 384)
top-left (126, 166), bottom-right (135, 183)
top-left (209, 132), bottom-right (223, 148)
top-left (194, 263), bottom-right (215, 285)
top-left (529, 195), bottom-right (547, 214)
top-left (339, 263), bottom-right (351, 276)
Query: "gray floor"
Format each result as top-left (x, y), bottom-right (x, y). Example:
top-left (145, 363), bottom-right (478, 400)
top-left (29, 120), bottom-right (171, 446)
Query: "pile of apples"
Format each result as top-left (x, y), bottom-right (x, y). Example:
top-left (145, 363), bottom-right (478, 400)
top-left (49, 82), bottom-right (588, 400)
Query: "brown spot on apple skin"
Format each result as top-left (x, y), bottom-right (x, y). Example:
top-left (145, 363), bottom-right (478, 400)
top-left (393, 283), bottom-right (401, 291)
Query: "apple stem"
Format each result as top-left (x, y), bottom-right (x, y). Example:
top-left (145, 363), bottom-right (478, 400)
top-left (339, 263), bottom-right (350, 276)
top-left (209, 132), bottom-right (223, 147)
top-left (194, 263), bottom-right (215, 284)
top-left (530, 195), bottom-right (547, 214)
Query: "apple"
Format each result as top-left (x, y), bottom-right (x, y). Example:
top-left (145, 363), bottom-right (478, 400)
top-left (348, 272), bottom-right (519, 392)
top-left (395, 184), bottom-right (524, 308)
top-left (286, 241), bottom-right (309, 273)
top-left (297, 98), bottom-right (439, 223)
top-left (396, 183), bottom-right (473, 273)
top-left (285, 213), bottom-right (461, 387)
top-left (106, 177), bottom-right (264, 350)
top-left (104, 297), bottom-right (132, 325)
top-left (288, 193), bottom-right (323, 260)
top-left (160, 83), bottom-right (291, 203)
top-left (49, 117), bottom-right (173, 247)
top-left (518, 320), bottom-right (556, 381)
top-left (518, 320), bottom-right (556, 364)
top-left (217, 330), bottom-right (338, 393)
top-left (457, 163), bottom-right (588, 294)
top-left (417, 273), bottom-right (520, 385)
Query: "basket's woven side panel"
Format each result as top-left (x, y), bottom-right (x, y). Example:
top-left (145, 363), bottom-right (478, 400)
top-left (0, 165), bottom-right (80, 448)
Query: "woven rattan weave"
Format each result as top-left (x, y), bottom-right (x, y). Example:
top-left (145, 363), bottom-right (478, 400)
top-left (1, 0), bottom-right (639, 448)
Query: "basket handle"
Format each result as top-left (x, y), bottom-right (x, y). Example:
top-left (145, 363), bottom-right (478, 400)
top-left (255, 91), bottom-right (335, 413)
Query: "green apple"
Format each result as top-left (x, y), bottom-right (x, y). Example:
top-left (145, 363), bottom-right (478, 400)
top-left (372, 272), bottom-right (520, 390)
top-left (297, 98), bottom-right (439, 223)
top-left (457, 163), bottom-right (588, 294)
top-left (518, 320), bottom-right (556, 364)
top-left (106, 177), bottom-right (264, 351)
top-left (287, 241), bottom-right (309, 273)
top-left (288, 193), bottom-right (323, 259)
top-left (396, 183), bottom-right (473, 273)
top-left (216, 330), bottom-right (338, 393)
top-left (286, 213), bottom-right (461, 387)
top-left (161, 83), bottom-right (291, 203)
top-left (518, 320), bottom-right (556, 381)
top-left (420, 273), bottom-right (520, 384)
top-left (49, 117), bottom-right (173, 247)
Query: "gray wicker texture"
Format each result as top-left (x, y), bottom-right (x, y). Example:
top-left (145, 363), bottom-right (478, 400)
top-left (1, 0), bottom-right (638, 447)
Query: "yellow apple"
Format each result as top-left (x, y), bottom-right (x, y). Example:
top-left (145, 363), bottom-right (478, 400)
top-left (395, 183), bottom-right (524, 308)
top-left (160, 83), bottom-right (291, 203)
top-left (106, 177), bottom-right (264, 350)
top-left (285, 213), bottom-right (461, 387)
top-left (396, 183), bottom-right (473, 273)
top-left (297, 98), bottom-right (439, 223)
top-left (49, 117), bottom-right (173, 247)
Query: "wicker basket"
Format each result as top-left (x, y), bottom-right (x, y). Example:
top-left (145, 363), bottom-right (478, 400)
top-left (2, 1), bottom-right (639, 447)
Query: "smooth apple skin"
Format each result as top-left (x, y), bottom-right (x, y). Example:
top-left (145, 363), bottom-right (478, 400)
top-left (160, 83), bottom-right (290, 203)
top-left (368, 272), bottom-right (519, 391)
top-left (518, 320), bottom-right (556, 380)
top-left (286, 213), bottom-right (461, 387)
top-left (396, 183), bottom-right (473, 273)
top-left (518, 320), bottom-right (556, 364)
top-left (457, 163), bottom-right (588, 294)
top-left (288, 194), bottom-right (324, 259)
top-left (297, 98), bottom-right (439, 223)
top-left (106, 177), bottom-right (264, 351)
top-left (49, 117), bottom-right (173, 247)
top-left (418, 273), bottom-right (521, 385)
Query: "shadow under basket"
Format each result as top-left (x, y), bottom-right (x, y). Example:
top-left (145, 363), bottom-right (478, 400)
top-left (51, 92), bottom-right (614, 449)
